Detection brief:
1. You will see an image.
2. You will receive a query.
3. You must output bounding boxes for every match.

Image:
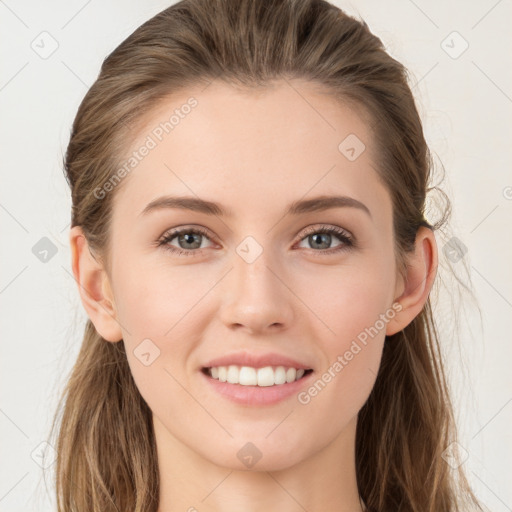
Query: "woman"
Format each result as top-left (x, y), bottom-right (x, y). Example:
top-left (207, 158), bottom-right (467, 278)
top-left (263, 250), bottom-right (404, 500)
top-left (49, 0), bottom-right (485, 510)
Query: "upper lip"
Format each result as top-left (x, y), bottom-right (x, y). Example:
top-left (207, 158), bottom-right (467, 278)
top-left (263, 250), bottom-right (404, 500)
top-left (202, 351), bottom-right (313, 370)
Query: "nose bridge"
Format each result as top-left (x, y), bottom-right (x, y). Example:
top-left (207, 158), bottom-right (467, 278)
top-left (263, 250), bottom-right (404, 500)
top-left (219, 234), bottom-right (293, 332)
top-left (232, 235), bottom-right (281, 300)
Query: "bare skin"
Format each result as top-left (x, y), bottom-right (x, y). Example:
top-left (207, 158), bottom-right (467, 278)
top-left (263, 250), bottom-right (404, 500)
top-left (70, 79), bottom-right (437, 512)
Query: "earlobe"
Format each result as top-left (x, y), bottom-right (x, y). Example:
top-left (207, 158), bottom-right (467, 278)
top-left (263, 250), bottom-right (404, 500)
top-left (386, 227), bottom-right (438, 336)
top-left (69, 226), bottom-right (123, 342)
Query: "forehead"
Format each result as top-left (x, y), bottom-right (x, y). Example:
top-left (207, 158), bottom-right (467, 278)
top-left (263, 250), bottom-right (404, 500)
top-left (111, 79), bottom-right (391, 224)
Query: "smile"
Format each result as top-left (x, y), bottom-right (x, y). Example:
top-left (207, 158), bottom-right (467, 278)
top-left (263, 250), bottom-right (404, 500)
top-left (203, 365), bottom-right (314, 387)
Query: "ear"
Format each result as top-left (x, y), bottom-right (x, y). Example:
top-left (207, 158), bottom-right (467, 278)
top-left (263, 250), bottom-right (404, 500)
top-left (386, 226), bottom-right (438, 336)
top-left (69, 226), bottom-right (123, 342)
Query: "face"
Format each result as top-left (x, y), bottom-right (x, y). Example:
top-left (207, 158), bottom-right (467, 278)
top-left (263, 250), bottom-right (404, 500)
top-left (105, 79), bottom-right (401, 470)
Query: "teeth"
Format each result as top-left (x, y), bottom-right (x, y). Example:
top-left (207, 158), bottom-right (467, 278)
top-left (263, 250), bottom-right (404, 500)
top-left (286, 367), bottom-right (296, 383)
top-left (239, 366), bottom-right (257, 385)
top-left (257, 366), bottom-right (274, 387)
top-left (274, 366), bottom-right (287, 385)
top-left (207, 365), bottom-right (309, 386)
top-left (227, 365), bottom-right (240, 384)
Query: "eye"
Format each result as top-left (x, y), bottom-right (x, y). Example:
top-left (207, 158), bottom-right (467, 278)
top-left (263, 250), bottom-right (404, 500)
top-left (157, 224), bottom-right (355, 257)
top-left (157, 226), bottom-right (215, 256)
top-left (295, 225), bottom-right (354, 255)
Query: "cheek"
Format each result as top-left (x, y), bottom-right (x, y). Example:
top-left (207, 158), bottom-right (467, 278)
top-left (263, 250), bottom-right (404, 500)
top-left (113, 256), bottom-right (218, 341)
top-left (295, 254), bottom-right (396, 348)
top-left (292, 256), bottom-right (394, 414)
top-left (110, 258), bottom-right (203, 396)
top-left (294, 291), bottom-right (387, 449)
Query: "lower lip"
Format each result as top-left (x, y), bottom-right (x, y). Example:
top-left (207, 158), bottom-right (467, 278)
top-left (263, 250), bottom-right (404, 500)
top-left (200, 370), bottom-right (314, 406)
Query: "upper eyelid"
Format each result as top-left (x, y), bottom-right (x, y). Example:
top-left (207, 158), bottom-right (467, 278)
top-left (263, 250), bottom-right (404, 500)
top-left (299, 224), bottom-right (352, 237)
top-left (159, 225), bottom-right (217, 243)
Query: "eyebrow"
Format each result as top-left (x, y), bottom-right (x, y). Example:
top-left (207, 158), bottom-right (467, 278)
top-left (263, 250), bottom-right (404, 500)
top-left (139, 194), bottom-right (371, 219)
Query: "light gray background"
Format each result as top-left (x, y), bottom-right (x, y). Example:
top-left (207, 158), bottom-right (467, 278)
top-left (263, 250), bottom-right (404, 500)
top-left (1, 1), bottom-right (511, 510)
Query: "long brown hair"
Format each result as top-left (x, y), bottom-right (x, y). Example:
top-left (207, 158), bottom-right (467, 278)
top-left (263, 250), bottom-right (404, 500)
top-left (48, 0), bottom-right (484, 510)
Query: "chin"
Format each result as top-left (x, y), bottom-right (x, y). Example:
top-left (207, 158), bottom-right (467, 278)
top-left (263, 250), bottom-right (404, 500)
top-left (203, 435), bottom-right (310, 472)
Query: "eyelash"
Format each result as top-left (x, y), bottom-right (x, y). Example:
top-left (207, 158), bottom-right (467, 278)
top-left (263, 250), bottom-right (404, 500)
top-left (156, 225), bottom-right (355, 257)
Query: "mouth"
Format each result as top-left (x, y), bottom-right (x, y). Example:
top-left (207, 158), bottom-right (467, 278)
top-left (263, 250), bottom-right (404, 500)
top-left (202, 365), bottom-right (314, 387)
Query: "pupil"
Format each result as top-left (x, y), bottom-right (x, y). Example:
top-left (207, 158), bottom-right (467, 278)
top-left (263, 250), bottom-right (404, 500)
top-left (180, 233), bottom-right (201, 249)
top-left (311, 233), bottom-right (330, 249)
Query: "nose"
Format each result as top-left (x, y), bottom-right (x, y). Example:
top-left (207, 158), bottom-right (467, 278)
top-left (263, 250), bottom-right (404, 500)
top-left (218, 244), bottom-right (295, 335)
